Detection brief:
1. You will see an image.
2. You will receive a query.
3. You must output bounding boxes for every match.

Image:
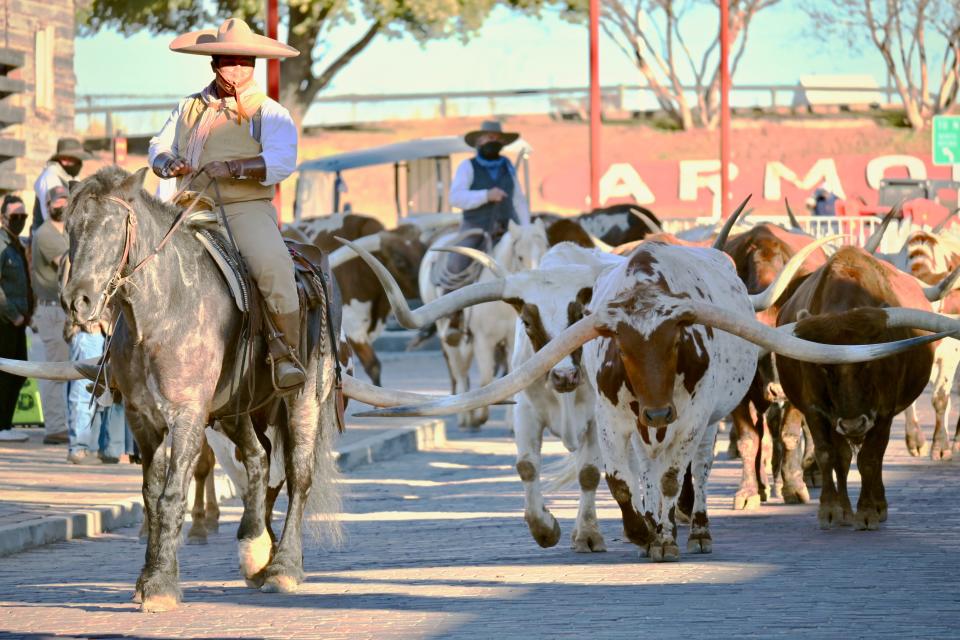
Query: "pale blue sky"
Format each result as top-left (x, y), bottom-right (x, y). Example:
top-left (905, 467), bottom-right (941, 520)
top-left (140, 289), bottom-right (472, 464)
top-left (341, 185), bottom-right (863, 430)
top-left (74, 2), bottom-right (920, 128)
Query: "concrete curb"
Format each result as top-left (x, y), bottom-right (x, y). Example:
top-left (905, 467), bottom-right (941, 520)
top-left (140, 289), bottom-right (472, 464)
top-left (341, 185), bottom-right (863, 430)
top-left (0, 419), bottom-right (447, 558)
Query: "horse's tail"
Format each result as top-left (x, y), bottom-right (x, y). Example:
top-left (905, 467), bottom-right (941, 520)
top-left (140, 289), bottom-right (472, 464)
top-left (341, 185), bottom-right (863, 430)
top-left (296, 348), bottom-right (344, 548)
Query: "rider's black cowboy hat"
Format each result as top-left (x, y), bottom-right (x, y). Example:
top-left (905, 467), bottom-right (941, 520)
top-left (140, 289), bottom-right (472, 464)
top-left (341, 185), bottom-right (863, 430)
top-left (464, 121), bottom-right (519, 148)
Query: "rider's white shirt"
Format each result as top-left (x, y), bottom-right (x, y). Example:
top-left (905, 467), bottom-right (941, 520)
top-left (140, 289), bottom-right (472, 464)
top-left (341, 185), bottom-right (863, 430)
top-left (148, 93), bottom-right (298, 187)
top-left (449, 158), bottom-right (530, 224)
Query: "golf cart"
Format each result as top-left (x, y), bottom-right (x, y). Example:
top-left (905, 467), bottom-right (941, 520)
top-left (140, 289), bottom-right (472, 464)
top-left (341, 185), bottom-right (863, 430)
top-left (293, 135), bottom-right (533, 227)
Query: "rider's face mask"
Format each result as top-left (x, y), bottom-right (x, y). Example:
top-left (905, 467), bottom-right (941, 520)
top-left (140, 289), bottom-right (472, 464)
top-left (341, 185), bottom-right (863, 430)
top-left (5, 214), bottom-right (26, 235)
top-left (60, 159), bottom-right (81, 177)
top-left (212, 56), bottom-right (256, 96)
top-left (478, 141), bottom-right (503, 161)
top-left (49, 206), bottom-right (66, 222)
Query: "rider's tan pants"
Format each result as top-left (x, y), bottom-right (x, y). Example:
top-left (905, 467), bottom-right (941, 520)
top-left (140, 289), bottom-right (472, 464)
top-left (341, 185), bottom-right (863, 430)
top-left (222, 199), bottom-right (298, 315)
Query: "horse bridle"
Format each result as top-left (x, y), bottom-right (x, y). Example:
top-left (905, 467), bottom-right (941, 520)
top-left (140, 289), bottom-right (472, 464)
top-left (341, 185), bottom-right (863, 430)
top-left (84, 171), bottom-right (213, 322)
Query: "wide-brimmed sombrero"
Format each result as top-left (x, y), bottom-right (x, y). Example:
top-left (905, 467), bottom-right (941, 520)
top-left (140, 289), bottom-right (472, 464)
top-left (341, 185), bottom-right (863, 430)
top-left (464, 121), bottom-right (520, 148)
top-left (170, 18), bottom-right (299, 59)
top-left (49, 137), bottom-right (92, 162)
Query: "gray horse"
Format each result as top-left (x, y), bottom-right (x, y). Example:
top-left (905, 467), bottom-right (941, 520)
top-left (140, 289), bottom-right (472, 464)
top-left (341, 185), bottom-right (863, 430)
top-left (60, 166), bottom-right (340, 611)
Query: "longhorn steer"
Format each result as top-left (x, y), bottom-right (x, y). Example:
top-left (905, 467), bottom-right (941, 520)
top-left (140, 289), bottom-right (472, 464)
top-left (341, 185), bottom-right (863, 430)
top-left (899, 228), bottom-right (960, 459)
top-left (722, 223), bottom-right (830, 508)
top-left (340, 216), bottom-right (944, 561)
top-left (776, 246), bottom-right (952, 530)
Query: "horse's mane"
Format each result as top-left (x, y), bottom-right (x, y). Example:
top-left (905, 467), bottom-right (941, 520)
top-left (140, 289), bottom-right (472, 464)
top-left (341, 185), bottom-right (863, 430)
top-left (73, 167), bottom-right (179, 220)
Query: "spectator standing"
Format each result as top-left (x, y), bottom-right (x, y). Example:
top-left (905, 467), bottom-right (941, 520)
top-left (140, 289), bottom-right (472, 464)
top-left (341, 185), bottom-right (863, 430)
top-left (31, 185), bottom-right (70, 444)
top-left (32, 137), bottom-right (89, 235)
top-left (0, 196), bottom-right (35, 442)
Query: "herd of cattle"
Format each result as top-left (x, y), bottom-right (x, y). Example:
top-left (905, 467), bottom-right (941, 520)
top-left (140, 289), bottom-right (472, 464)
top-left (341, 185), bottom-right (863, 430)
top-left (11, 178), bottom-right (960, 610)
top-left (270, 200), bottom-right (960, 560)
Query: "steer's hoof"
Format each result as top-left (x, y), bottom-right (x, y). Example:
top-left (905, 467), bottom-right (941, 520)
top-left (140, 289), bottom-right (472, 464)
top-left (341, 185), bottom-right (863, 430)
top-left (931, 443), bottom-right (953, 462)
top-left (818, 504), bottom-right (848, 530)
top-left (571, 526), bottom-right (607, 553)
top-left (782, 484), bottom-right (810, 505)
top-left (526, 511), bottom-right (562, 548)
top-left (131, 590), bottom-right (143, 604)
top-left (140, 593), bottom-right (179, 613)
top-left (647, 542), bottom-right (680, 562)
top-left (687, 535), bottom-right (713, 554)
top-left (854, 508), bottom-right (881, 531)
top-left (733, 492), bottom-right (761, 511)
top-left (185, 532), bottom-right (208, 546)
top-left (261, 574), bottom-right (299, 594)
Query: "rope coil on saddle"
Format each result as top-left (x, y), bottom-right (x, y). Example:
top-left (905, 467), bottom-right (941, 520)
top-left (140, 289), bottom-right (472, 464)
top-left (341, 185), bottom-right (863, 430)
top-left (429, 228), bottom-right (492, 290)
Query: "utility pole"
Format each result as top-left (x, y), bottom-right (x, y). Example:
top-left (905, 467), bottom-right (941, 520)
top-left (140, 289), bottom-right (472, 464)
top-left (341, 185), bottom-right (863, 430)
top-left (589, 0), bottom-right (600, 209)
top-left (720, 0), bottom-right (731, 218)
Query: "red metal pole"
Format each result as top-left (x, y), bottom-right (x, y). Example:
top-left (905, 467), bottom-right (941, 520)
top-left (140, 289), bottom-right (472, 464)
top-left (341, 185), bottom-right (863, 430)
top-left (267, 0), bottom-right (282, 222)
top-left (719, 0), bottom-right (731, 218)
top-left (589, 0), bottom-right (600, 210)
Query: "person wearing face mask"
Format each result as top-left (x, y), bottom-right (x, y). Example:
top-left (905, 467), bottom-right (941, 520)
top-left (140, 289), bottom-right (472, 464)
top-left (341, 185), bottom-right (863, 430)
top-left (32, 138), bottom-right (90, 236)
top-left (0, 195), bottom-right (35, 442)
top-left (31, 185), bottom-right (70, 446)
top-left (442, 121), bottom-right (531, 344)
top-left (148, 18), bottom-right (306, 391)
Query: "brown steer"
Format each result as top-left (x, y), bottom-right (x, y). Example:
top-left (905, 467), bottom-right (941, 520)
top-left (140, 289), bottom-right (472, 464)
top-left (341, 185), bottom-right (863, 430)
top-left (776, 246), bottom-right (938, 530)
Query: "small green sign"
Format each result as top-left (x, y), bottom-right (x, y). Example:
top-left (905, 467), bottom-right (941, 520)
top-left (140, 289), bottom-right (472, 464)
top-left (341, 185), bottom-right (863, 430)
top-left (933, 115), bottom-right (960, 165)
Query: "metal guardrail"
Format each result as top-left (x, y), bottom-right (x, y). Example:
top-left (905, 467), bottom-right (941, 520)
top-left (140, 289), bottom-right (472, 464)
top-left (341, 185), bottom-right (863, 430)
top-left (76, 83), bottom-right (902, 137)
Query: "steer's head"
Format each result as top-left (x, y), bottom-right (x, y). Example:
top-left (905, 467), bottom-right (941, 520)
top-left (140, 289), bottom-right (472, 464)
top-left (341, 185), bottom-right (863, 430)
top-left (378, 224), bottom-right (427, 298)
top-left (61, 167), bottom-right (149, 327)
top-left (793, 308), bottom-right (906, 442)
top-left (505, 265), bottom-right (595, 393)
top-left (595, 247), bottom-right (711, 442)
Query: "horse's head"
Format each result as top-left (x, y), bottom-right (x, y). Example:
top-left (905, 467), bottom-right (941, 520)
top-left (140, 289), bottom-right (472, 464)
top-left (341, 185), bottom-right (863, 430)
top-left (500, 218), bottom-right (548, 272)
top-left (61, 167), bottom-right (150, 325)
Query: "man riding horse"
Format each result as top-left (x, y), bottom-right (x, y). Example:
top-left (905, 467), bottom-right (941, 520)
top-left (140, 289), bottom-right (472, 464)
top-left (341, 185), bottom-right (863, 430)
top-left (148, 18), bottom-right (304, 391)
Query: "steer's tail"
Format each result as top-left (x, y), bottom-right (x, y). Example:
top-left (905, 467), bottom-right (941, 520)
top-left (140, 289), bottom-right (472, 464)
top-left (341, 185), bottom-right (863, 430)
top-left (542, 444), bottom-right (594, 494)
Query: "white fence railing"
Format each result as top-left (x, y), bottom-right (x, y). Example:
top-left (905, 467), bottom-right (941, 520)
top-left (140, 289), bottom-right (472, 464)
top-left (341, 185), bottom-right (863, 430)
top-left (662, 215), bottom-right (908, 255)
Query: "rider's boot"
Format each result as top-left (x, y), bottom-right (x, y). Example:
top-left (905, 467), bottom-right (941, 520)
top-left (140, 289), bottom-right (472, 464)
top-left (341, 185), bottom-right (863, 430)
top-left (265, 310), bottom-right (307, 392)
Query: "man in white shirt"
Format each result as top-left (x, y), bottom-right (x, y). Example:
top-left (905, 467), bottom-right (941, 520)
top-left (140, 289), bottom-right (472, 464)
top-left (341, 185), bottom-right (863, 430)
top-left (148, 18), bottom-right (306, 391)
top-left (32, 138), bottom-right (90, 235)
top-left (441, 121), bottom-right (530, 344)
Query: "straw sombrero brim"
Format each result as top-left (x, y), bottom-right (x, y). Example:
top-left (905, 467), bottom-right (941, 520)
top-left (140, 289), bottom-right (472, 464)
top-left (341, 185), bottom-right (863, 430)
top-left (170, 29), bottom-right (300, 59)
top-left (464, 130), bottom-right (520, 148)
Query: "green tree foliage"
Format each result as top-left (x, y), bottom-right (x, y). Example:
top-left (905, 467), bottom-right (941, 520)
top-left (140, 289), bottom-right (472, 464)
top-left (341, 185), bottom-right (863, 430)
top-left (79, 0), bottom-right (551, 123)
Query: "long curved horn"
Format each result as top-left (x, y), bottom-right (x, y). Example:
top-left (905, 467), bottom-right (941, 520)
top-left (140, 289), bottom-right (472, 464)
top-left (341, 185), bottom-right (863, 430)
top-left (712, 195), bottom-right (752, 250)
top-left (589, 234), bottom-right (616, 252)
top-left (328, 232), bottom-right (384, 269)
top-left (336, 237), bottom-right (507, 328)
top-left (876, 307), bottom-right (960, 334)
top-left (0, 357), bottom-right (97, 381)
top-left (749, 235), bottom-right (845, 311)
top-left (341, 374), bottom-right (511, 407)
top-left (784, 198), bottom-right (803, 231)
top-left (430, 246), bottom-right (508, 278)
top-left (933, 207), bottom-right (960, 234)
top-left (351, 315), bottom-right (601, 417)
top-left (920, 262), bottom-right (960, 302)
top-left (686, 302), bottom-right (950, 364)
top-left (863, 201), bottom-right (903, 255)
top-left (629, 208), bottom-right (664, 234)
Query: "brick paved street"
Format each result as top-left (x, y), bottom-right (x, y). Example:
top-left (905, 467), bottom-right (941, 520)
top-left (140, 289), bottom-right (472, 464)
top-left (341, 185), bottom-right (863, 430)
top-left (1, 353), bottom-right (960, 638)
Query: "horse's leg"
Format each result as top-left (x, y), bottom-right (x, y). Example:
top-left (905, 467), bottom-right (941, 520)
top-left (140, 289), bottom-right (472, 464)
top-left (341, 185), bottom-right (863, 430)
top-left (204, 459), bottom-right (220, 533)
top-left (261, 364), bottom-right (341, 594)
top-left (469, 330), bottom-right (497, 429)
top-left (186, 435), bottom-right (215, 545)
top-left (220, 415), bottom-right (271, 588)
top-left (130, 416), bottom-right (164, 604)
top-left (138, 414), bottom-right (205, 613)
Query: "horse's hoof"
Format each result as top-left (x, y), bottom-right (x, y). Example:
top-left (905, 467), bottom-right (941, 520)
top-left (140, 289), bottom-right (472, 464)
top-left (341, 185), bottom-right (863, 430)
top-left (261, 575), bottom-right (299, 594)
top-left (186, 534), bottom-right (208, 546)
top-left (131, 590), bottom-right (143, 604)
top-left (238, 530), bottom-right (272, 579)
top-left (140, 594), bottom-right (179, 613)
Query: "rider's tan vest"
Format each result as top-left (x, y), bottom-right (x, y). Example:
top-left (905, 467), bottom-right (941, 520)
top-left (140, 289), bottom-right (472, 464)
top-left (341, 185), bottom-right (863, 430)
top-left (174, 95), bottom-right (274, 205)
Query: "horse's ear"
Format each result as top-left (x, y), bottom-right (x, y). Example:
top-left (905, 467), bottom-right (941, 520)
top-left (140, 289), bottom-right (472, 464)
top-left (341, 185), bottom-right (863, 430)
top-left (120, 167), bottom-right (150, 196)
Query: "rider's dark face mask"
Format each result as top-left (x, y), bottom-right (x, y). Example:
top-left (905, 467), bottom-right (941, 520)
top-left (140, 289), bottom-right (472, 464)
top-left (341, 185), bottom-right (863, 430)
top-left (478, 141), bottom-right (503, 161)
top-left (49, 207), bottom-right (66, 222)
